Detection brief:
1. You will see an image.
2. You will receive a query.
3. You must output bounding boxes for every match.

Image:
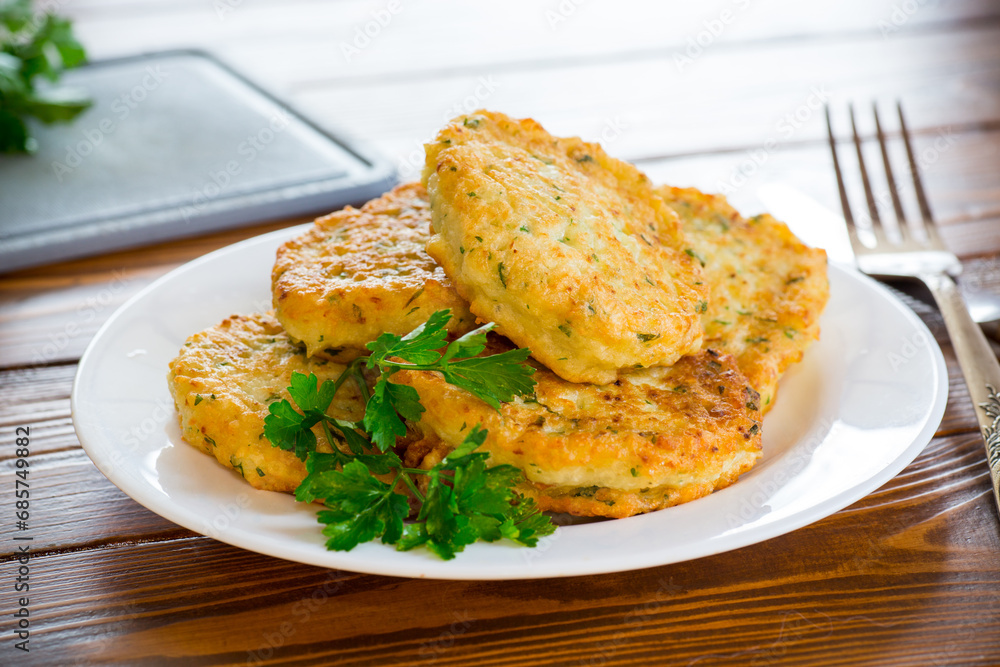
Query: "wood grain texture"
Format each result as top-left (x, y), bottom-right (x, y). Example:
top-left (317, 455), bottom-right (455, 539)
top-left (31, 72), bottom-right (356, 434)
top-left (0, 218), bottom-right (309, 368)
top-left (8, 431), bottom-right (999, 666)
top-left (0, 447), bottom-right (192, 551)
top-left (0, 365), bottom-right (78, 458)
top-left (3, 1), bottom-right (1000, 665)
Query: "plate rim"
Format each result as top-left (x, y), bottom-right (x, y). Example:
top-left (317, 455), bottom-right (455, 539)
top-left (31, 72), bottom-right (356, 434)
top-left (71, 234), bottom-right (949, 580)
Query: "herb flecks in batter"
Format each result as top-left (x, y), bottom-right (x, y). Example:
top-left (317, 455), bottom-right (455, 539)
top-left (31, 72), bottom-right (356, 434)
top-left (685, 248), bottom-right (706, 267)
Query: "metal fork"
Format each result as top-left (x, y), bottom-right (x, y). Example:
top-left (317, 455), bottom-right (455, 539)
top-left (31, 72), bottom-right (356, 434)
top-left (827, 102), bottom-right (1000, 516)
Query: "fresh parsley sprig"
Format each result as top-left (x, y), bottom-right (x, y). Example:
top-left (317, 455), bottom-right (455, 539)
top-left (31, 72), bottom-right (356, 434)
top-left (299, 426), bottom-right (554, 558)
top-left (1, 0), bottom-right (91, 153)
top-left (262, 310), bottom-right (553, 559)
top-left (363, 309), bottom-right (536, 451)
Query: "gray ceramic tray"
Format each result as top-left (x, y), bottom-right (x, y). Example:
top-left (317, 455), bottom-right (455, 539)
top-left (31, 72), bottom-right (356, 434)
top-left (0, 50), bottom-right (396, 273)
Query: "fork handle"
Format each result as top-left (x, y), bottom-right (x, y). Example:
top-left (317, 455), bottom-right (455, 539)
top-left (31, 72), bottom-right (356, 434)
top-left (922, 272), bottom-right (1000, 514)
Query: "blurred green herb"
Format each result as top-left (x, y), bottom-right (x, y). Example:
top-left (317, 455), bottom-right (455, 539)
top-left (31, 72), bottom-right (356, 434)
top-left (0, 0), bottom-right (90, 153)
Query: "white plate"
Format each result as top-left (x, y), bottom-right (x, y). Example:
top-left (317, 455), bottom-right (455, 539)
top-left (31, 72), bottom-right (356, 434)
top-left (72, 228), bottom-right (948, 580)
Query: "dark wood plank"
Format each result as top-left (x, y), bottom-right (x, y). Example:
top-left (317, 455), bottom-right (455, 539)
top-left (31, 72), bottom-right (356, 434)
top-left (0, 364), bottom-right (78, 458)
top-left (12, 431), bottom-right (1000, 666)
top-left (0, 218), bottom-right (308, 369)
top-left (3, 2), bottom-right (1000, 665)
top-left (0, 449), bottom-right (191, 552)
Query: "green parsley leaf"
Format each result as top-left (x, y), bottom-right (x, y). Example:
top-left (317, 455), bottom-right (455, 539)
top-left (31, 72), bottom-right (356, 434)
top-left (288, 371), bottom-right (338, 415)
top-left (436, 424), bottom-right (489, 469)
top-left (266, 311), bottom-right (552, 560)
top-left (312, 461), bottom-right (409, 550)
top-left (440, 322), bottom-right (493, 362)
top-left (440, 349), bottom-right (535, 410)
top-left (500, 496), bottom-right (556, 547)
top-left (264, 399), bottom-right (319, 462)
top-left (366, 309), bottom-right (450, 367)
top-left (363, 379), bottom-right (422, 452)
top-left (324, 417), bottom-right (370, 456)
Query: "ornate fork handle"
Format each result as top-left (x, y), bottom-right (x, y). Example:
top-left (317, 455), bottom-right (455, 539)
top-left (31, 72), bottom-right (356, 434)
top-left (922, 271), bottom-right (1000, 511)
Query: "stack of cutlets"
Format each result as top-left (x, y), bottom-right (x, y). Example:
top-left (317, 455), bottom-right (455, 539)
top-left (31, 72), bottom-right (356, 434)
top-left (168, 110), bottom-right (828, 519)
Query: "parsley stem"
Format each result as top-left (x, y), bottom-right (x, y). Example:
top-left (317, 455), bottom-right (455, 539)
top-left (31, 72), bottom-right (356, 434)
top-left (319, 421), bottom-right (349, 461)
top-left (399, 466), bottom-right (432, 475)
top-left (380, 361), bottom-right (450, 373)
top-left (396, 471), bottom-right (425, 503)
top-left (330, 356), bottom-right (370, 402)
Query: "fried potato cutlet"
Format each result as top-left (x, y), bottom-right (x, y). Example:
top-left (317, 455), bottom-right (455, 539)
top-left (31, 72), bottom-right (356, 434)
top-left (658, 186), bottom-right (829, 411)
top-left (167, 313), bottom-right (369, 493)
top-left (272, 182), bottom-right (477, 356)
top-left (422, 110), bottom-right (708, 385)
top-left (394, 336), bottom-right (762, 519)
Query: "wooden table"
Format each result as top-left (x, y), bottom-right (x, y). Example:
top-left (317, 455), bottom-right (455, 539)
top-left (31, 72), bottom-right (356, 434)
top-left (4, 1), bottom-right (1000, 664)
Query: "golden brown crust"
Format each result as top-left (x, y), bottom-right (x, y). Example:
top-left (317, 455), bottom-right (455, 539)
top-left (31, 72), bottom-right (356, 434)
top-left (422, 110), bottom-right (707, 384)
top-left (658, 186), bottom-right (829, 412)
top-left (272, 182), bottom-right (476, 356)
top-left (394, 337), bottom-right (762, 518)
top-left (167, 313), bottom-right (368, 493)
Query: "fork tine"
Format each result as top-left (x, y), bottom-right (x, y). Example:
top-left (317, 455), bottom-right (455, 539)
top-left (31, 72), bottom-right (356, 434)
top-left (825, 106), bottom-right (855, 227)
top-left (850, 104), bottom-right (889, 246)
top-left (873, 103), bottom-right (908, 240)
top-left (826, 106), bottom-right (868, 253)
top-left (897, 102), bottom-right (935, 223)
